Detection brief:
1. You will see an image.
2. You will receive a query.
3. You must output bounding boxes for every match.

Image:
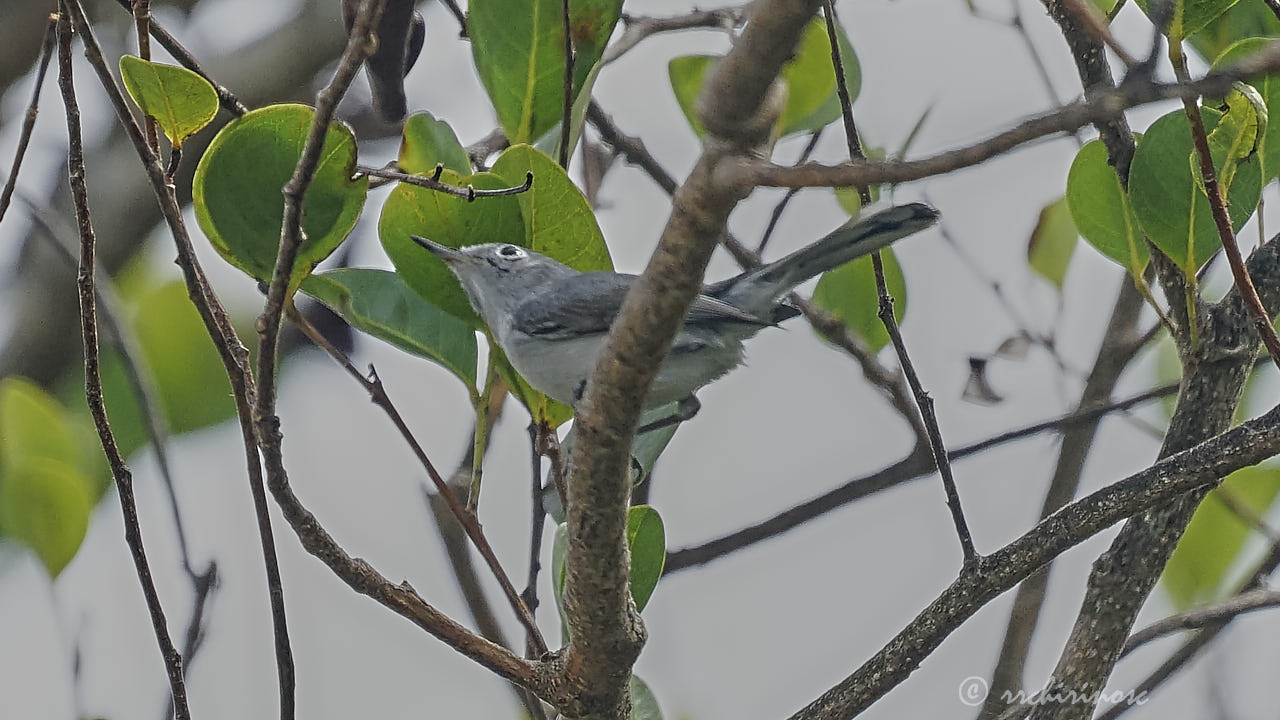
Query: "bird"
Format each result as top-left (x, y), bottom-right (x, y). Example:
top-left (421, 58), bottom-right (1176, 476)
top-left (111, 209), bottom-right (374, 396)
top-left (410, 202), bottom-right (939, 416)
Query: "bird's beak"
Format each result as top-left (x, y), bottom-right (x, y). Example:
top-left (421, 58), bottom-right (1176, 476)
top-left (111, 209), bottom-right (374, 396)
top-left (410, 235), bottom-right (470, 265)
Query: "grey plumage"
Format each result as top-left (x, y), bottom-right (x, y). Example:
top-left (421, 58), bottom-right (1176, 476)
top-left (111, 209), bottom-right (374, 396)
top-left (411, 202), bottom-right (939, 409)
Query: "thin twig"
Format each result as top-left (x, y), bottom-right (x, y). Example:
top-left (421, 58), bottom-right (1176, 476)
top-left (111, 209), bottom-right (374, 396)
top-left (1171, 42), bottom-right (1280, 370)
top-left (523, 422), bottom-right (548, 656)
top-left (55, 7), bottom-right (190, 718)
top-left (756, 129), bottom-right (823, 255)
top-left (284, 305), bottom-right (549, 656)
top-left (131, 0), bottom-right (159, 154)
top-left (1122, 589), bottom-right (1280, 655)
top-left (665, 382), bottom-right (1177, 572)
top-left (823, 0), bottom-right (978, 563)
top-left (602, 6), bottom-right (746, 65)
top-left (111, 0), bottom-right (247, 115)
top-left (557, 0), bottom-right (573, 169)
top-left (440, 0), bottom-right (469, 37)
top-left (61, 2), bottom-right (296, 715)
top-left (0, 13), bottom-right (57, 226)
top-left (355, 164), bottom-right (532, 199)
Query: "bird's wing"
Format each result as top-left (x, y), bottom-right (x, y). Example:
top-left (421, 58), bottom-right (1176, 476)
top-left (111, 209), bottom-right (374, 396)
top-left (513, 272), bottom-right (771, 339)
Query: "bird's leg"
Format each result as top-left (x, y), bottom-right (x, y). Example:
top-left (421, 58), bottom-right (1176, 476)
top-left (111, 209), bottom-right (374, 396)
top-left (636, 395), bottom-right (701, 435)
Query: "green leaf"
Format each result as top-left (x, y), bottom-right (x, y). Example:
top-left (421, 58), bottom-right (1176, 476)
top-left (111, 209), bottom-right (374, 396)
top-left (552, 521), bottom-right (570, 644)
top-left (1028, 196), bottom-right (1079, 290)
top-left (1163, 464), bottom-right (1280, 609)
top-left (378, 169), bottom-right (526, 327)
top-left (1066, 139), bottom-right (1150, 276)
top-left (132, 281), bottom-right (238, 435)
top-left (627, 505), bottom-right (665, 612)
top-left (1199, 82), bottom-right (1266, 191)
top-left (193, 103), bottom-right (368, 288)
top-left (1212, 38), bottom-right (1280, 180)
top-left (1190, 0), bottom-right (1280, 62)
top-left (667, 55), bottom-right (715, 138)
top-left (630, 675), bottom-right (664, 720)
top-left (1136, 0), bottom-right (1243, 39)
top-left (398, 111), bottom-right (472, 175)
top-left (780, 17), bottom-right (861, 136)
top-left (301, 269), bottom-right (478, 389)
top-left (490, 144), bottom-right (614, 272)
top-left (0, 458), bottom-right (92, 577)
top-left (560, 402), bottom-right (680, 488)
top-left (667, 18), bottom-right (860, 139)
top-left (0, 377), bottom-right (78, 470)
top-left (811, 247), bottom-right (906, 353)
top-left (469, 0), bottom-right (622, 143)
top-left (118, 55), bottom-right (218, 149)
top-left (1129, 106), bottom-right (1262, 276)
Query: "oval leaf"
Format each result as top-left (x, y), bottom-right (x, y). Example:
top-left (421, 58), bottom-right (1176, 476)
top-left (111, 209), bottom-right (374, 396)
top-left (627, 505), bottom-right (665, 612)
top-left (301, 269), bottom-right (478, 390)
top-left (667, 55), bottom-right (715, 138)
top-left (780, 17), bottom-right (862, 136)
top-left (1213, 38), bottom-right (1280, 181)
top-left (1129, 106), bottom-right (1262, 276)
top-left (630, 675), bottom-right (665, 720)
top-left (490, 144), bottom-right (614, 272)
top-left (1135, 0), bottom-right (1243, 39)
top-left (0, 458), bottom-right (92, 577)
top-left (193, 103), bottom-right (368, 287)
top-left (399, 111), bottom-right (472, 175)
top-left (119, 55), bottom-right (219, 149)
top-left (0, 377), bottom-right (78, 470)
top-left (1066, 139), bottom-right (1149, 275)
top-left (811, 247), bottom-right (906, 353)
top-left (1028, 196), bottom-right (1079, 290)
top-left (469, 0), bottom-right (622, 143)
top-left (378, 169), bottom-right (526, 327)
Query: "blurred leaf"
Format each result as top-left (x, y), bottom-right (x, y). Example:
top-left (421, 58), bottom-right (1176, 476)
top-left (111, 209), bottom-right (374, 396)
top-left (811, 247), bottom-right (906, 353)
top-left (552, 521), bottom-right (570, 644)
top-left (1163, 464), bottom-right (1280, 609)
top-left (0, 458), bottom-right (92, 577)
top-left (398, 111), bottom-right (472, 175)
top-left (627, 505), bottom-right (665, 612)
top-left (631, 675), bottom-right (664, 720)
top-left (379, 169), bottom-right (526, 327)
top-left (1129, 107), bottom-right (1261, 277)
top-left (1189, 0), bottom-right (1280, 61)
top-left (1212, 38), bottom-right (1280, 181)
top-left (469, 0), bottom-right (622, 143)
top-left (832, 148), bottom-right (884, 216)
top-left (1135, 0), bottom-right (1243, 39)
top-left (560, 402), bottom-right (680, 485)
top-left (1066, 139), bottom-right (1149, 276)
top-left (301, 269), bottom-right (478, 390)
top-left (490, 144), bottom-right (614, 272)
top-left (667, 18), bottom-right (861, 139)
top-left (193, 103), bottom-right (368, 288)
top-left (132, 282), bottom-right (238, 435)
top-left (781, 17), bottom-right (861, 136)
top-left (0, 377), bottom-right (78, 470)
top-left (1028, 196), bottom-right (1079, 290)
top-left (667, 55), bottom-right (715, 138)
top-left (119, 55), bottom-right (218, 149)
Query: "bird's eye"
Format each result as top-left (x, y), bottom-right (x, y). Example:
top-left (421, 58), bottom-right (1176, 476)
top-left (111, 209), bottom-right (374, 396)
top-left (497, 244), bottom-right (525, 260)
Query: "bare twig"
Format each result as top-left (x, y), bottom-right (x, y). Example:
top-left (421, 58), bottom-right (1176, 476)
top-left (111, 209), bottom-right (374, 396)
top-left (666, 383), bottom-right (1177, 572)
top-left (55, 7), bottom-right (190, 718)
top-left (557, 0), bottom-right (573, 168)
top-left (1058, 0), bottom-right (1139, 66)
top-left (1122, 589), bottom-right (1280, 655)
top-left (602, 5), bottom-right (747, 65)
top-left (0, 13), bottom-right (57, 226)
top-left (523, 422), bottom-right (548, 647)
top-left (131, 0), bottom-right (158, 154)
top-left (756, 129), bottom-right (823, 255)
top-left (822, 0), bottom-right (977, 563)
top-left (440, 0), bottom-right (469, 37)
top-left (355, 164), bottom-right (533, 199)
top-left (284, 304), bottom-right (549, 656)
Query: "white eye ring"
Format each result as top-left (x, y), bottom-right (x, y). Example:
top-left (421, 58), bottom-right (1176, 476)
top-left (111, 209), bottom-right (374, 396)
top-left (497, 244), bottom-right (525, 259)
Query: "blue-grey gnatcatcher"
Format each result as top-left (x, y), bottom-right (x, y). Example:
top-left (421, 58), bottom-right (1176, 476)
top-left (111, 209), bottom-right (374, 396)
top-left (411, 202), bottom-right (938, 413)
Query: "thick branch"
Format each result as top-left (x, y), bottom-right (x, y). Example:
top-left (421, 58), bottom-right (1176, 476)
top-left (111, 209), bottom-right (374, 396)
top-left (559, 2), bottom-right (820, 718)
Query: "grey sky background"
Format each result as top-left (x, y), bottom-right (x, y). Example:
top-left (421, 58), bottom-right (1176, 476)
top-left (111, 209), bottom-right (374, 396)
top-left (2, 0), bottom-right (1279, 718)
